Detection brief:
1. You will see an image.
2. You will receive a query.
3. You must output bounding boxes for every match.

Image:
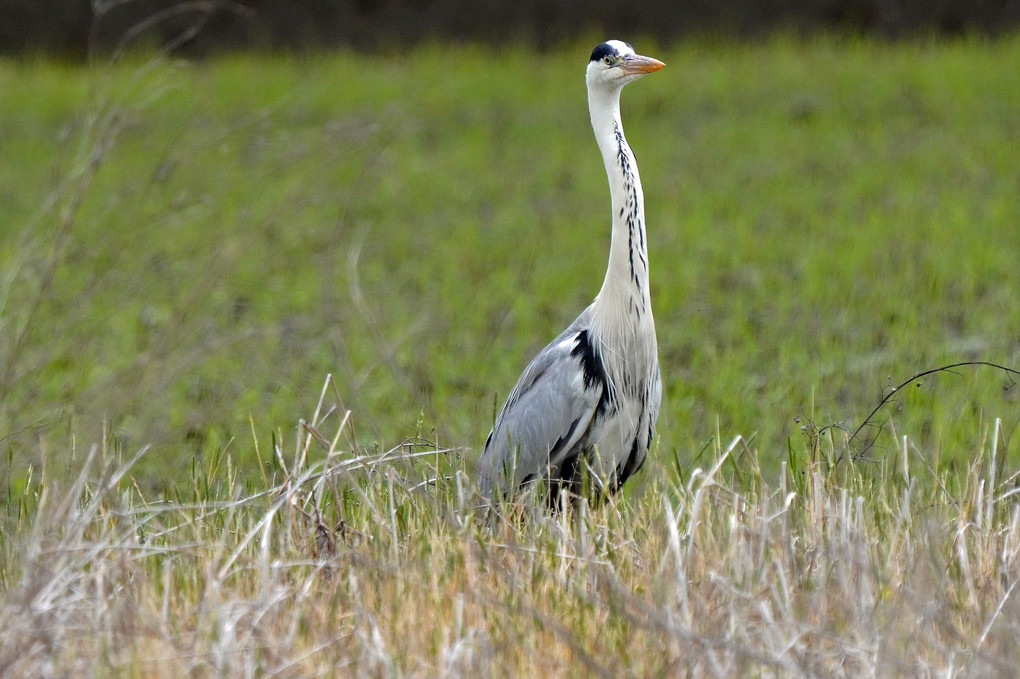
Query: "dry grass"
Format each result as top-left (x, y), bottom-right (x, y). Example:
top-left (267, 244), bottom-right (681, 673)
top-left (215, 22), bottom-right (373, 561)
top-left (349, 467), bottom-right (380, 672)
top-left (3, 377), bottom-right (1018, 677)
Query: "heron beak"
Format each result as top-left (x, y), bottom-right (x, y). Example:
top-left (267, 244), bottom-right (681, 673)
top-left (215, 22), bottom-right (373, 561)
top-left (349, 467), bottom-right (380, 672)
top-left (621, 55), bottom-right (665, 75)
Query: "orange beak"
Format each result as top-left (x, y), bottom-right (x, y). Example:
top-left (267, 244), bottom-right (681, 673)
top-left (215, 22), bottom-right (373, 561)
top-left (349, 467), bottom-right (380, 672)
top-left (621, 54), bottom-right (665, 75)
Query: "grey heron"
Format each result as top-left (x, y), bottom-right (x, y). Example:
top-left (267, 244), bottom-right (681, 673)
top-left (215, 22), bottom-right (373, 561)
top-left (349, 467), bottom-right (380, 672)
top-left (478, 40), bottom-right (664, 505)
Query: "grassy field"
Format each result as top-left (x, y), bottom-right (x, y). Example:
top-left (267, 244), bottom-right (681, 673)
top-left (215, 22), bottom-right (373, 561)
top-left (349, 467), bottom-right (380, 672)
top-left (1, 36), bottom-right (1019, 675)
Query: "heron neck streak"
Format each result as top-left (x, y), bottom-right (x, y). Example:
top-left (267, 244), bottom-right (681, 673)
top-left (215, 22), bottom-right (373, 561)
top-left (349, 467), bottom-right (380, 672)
top-left (588, 88), bottom-right (653, 354)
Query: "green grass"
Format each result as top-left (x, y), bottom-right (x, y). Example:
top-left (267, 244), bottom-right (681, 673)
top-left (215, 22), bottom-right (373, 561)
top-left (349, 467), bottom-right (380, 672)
top-left (1, 38), bottom-right (1019, 483)
top-left (1, 36), bottom-right (1019, 674)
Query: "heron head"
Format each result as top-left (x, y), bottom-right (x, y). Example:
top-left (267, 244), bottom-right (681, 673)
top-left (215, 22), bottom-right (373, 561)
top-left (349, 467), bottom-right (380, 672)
top-left (586, 40), bottom-right (664, 89)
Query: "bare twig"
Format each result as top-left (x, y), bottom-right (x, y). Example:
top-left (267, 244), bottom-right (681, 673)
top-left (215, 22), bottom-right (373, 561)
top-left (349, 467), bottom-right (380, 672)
top-left (843, 361), bottom-right (1020, 455)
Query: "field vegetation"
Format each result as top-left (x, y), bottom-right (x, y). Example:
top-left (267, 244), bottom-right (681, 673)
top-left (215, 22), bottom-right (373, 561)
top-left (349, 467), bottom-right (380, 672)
top-left (1, 35), bottom-right (1019, 675)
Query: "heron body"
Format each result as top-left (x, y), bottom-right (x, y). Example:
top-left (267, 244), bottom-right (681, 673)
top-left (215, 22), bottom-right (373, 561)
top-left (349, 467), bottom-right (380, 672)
top-left (478, 40), bottom-right (664, 504)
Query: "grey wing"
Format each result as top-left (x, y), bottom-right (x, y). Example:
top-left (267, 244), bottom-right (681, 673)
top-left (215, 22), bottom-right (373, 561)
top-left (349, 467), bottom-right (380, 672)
top-left (640, 360), bottom-right (662, 472)
top-left (478, 312), bottom-right (603, 499)
top-left (648, 360), bottom-right (662, 444)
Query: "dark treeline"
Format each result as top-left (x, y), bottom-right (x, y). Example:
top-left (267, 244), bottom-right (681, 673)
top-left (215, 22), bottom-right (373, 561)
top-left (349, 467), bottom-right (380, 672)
top-left (2, 0), bottom-right (1019, 58)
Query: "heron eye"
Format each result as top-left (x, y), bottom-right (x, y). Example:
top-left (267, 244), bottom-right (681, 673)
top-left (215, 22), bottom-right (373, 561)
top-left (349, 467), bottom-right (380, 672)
top-left (603, 56), bottom-right (614, 66)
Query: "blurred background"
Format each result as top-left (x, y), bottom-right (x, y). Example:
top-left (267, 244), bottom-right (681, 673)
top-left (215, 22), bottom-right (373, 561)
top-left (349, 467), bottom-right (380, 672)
top-left (2, 1), bottom-right (1019, 490)
top-left (3, 0), bottom-right (1020, 58)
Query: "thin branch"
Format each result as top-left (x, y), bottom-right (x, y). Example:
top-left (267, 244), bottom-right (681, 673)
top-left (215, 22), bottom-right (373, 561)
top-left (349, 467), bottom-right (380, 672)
top-left (846, 361), bottom-right (1020, 453)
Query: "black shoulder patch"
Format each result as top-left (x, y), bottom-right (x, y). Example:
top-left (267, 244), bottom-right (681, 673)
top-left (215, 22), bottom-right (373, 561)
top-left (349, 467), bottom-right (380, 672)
top-left (570, 329), bottom-right (605, 390)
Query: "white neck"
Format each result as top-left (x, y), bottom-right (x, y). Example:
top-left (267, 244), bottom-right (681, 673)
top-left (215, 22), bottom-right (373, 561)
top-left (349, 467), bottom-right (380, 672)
top-left (588, 83), bottom-right (653, 340)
